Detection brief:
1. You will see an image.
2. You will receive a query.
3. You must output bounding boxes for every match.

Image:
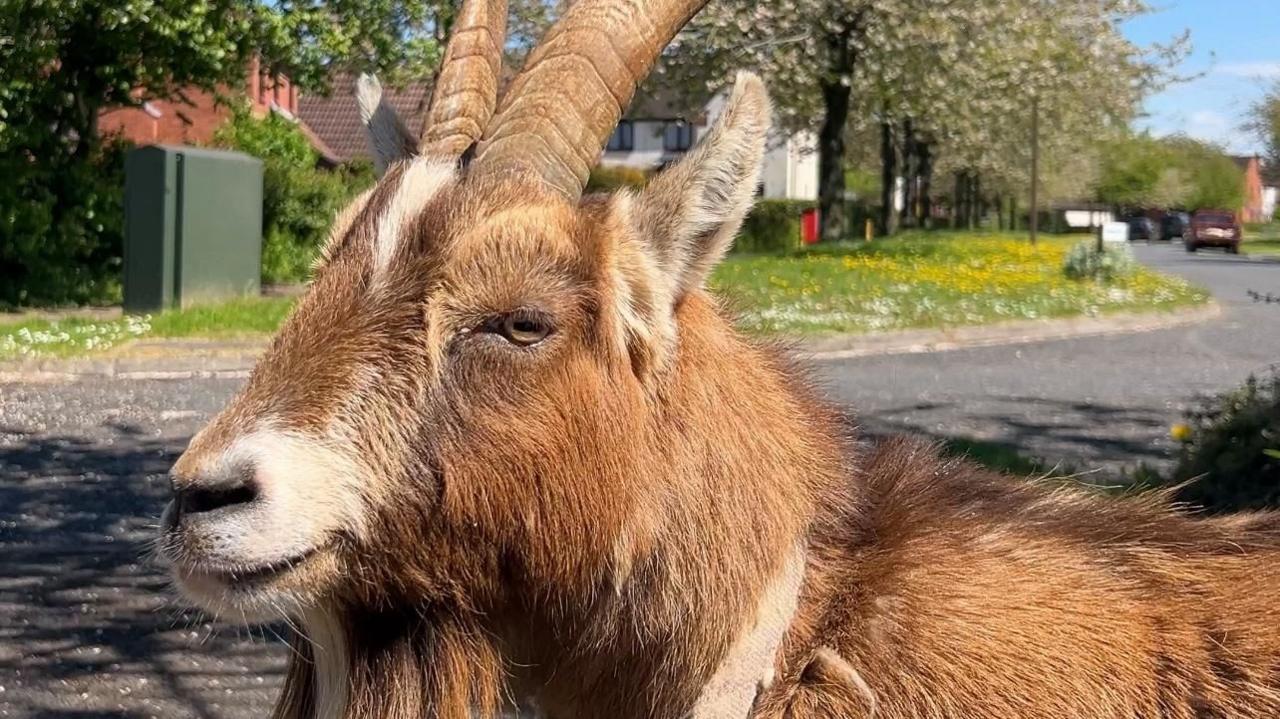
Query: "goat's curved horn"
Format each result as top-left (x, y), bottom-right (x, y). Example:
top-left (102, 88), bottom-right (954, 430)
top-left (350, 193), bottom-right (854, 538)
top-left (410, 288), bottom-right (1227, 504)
top-left (420, 0), bottom-right (509, 159)
top-left (473, 0), bottom-right (710, 201)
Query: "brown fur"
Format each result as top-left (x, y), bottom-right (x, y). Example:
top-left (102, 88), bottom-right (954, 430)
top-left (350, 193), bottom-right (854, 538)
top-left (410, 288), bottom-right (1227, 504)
top-left (755, 441), bottom-right (1280, 718)
top-left (166, 75), bottom-right (1280, 719)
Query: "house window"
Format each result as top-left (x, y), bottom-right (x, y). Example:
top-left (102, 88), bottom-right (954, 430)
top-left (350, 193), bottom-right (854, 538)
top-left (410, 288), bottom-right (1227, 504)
top-left (664, 121), bottom-right (694, 152)
top-left (607, 121), bottom-right (635, 152)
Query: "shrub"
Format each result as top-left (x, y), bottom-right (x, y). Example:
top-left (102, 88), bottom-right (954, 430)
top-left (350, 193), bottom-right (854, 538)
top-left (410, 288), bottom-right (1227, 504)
top-left (736, 200), bottom-right (814, 254)
top-left (0, 140), bottom-right (128, 307)
top-left (1170, 372), bottom-right (1280, 513)
top-left (1062, 239), bottom-right (1137, 282)
top-left (586, 165), bottom-right (649, 192)
top-left (213, 108), bottom-right (374, 284)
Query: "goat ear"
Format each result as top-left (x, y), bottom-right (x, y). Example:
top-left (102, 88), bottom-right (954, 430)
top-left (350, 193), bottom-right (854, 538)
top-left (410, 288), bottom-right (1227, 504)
top-left (632, 72), bottom-right (771, 299)
top-left (356, 74), bottom-right (416, 176)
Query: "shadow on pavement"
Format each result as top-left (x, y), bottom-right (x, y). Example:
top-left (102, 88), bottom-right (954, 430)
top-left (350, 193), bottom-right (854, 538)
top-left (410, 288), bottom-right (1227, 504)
top-left (852, 394), bottom-right (1190, 475)
top-left (0, 429), bottom-right (283, 719)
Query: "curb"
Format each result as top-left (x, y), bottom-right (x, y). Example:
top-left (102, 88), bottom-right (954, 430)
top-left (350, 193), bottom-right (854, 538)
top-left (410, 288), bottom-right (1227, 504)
top-left (802, 302), bottom-right (1223, 360)
top-left (0, 303), bottom-right (1223, 383)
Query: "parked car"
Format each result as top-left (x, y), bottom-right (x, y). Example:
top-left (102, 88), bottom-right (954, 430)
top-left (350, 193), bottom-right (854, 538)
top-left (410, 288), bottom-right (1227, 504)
top-left (1160, 212), bottom-right (1190, 242)
top-left (1185, 210), bottom-right (1242, 254)
top-left (1125, 215), bottom-right (1157, 242)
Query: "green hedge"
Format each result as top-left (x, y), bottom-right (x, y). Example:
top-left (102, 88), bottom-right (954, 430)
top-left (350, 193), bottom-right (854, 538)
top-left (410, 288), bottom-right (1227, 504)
top-left (735, 200), bottom-right (814, 254)
top-left (0, 141), bottom-right (128, 307)
top-left (1171, 372), bottom-right (1280, 513)
top-left (213, 107), bottom-right (374, 284)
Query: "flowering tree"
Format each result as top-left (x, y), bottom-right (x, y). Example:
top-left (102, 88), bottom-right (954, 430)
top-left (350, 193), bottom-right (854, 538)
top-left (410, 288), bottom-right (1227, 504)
top-left (663, 0), bottom-right (1186, 239)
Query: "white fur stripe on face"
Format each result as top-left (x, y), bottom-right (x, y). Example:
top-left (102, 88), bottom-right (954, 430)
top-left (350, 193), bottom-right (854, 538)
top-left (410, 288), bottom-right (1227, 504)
top-left (373, 158), bottom-right (455, 277)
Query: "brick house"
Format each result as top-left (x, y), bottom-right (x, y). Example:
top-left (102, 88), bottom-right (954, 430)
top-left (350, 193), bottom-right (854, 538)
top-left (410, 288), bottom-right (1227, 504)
top-left (1232, 154), bottom-right (1265, 223)
top-left (99, 57), bottom-right (298, 147)
top-left (296, 74), bottom-right (432, 165)
top-left (102, 67), bottom-right (817, 201)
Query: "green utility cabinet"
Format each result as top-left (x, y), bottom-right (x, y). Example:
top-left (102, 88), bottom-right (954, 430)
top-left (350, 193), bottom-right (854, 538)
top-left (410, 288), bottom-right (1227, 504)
top-left (124, 145), bottom-right (263, 312)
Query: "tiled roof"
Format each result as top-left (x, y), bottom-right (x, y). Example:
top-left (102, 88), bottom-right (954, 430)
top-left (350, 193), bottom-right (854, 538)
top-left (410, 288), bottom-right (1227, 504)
top-left (297, 74), bottom-right (431, 164)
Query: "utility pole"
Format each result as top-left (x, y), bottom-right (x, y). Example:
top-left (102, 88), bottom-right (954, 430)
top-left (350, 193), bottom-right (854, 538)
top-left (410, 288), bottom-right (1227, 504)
top-left (1029, 94), bottom-right (1040, 245)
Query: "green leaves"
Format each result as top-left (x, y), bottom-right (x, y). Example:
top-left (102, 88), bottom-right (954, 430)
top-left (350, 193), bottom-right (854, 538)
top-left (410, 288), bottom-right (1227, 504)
top-left (1172, 373), bottom-right (1280, 512)
top-left (1245, 81), bottom-right (1280, 175)
top-left (1095, 134), bottom-right (1245, 210)
top-left (212, 107), bottom-right (374, 284)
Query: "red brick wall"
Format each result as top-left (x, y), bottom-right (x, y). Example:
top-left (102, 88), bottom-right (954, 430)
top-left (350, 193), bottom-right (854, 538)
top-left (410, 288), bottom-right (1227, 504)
top-left (99, 88), bottom-right (232, 146)
top-left (1242, 156), bottom-right (1264, 223)
top-left (99, 59), bottom-right (294, 147)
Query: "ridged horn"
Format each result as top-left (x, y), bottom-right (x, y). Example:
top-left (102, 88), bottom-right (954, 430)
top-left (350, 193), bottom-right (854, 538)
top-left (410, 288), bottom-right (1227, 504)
top-left (473, 0), bottom-right (710, 201)
top-left (420, 0), bottom-right (509, 159)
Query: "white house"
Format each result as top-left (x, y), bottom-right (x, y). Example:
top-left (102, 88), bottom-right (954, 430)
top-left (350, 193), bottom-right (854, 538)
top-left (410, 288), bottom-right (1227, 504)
top-left (599, 87), bottom-right (818, 201)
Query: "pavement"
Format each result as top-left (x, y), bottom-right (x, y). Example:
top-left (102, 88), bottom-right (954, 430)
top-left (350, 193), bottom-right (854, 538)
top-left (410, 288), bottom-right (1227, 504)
top-left (1, 241), bottom-right (1278, 717)
top-left (812, 243), bottom-right (1280, 475)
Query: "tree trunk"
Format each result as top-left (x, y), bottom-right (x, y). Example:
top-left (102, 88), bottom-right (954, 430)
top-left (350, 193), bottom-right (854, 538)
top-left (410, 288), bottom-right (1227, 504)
top-left (972, 173), bottom-right (983, 230)
top-left (818, 81), bottom-right (851, 242)
top-left (899, 118), bottom-right (915, 229)
top-left (879, 118), bottom-right (897, 236)
top-left (917, 141), bottom-right (933, 229)
top-left (817, 20), bottom-right (861, 243)
top-left (952, 172), bottom-right (964, 229)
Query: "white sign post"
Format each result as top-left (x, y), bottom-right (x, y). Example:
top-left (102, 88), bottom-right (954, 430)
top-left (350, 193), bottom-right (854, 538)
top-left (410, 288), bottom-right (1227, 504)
top-left (1101, 222), bottom-right (1129, 244)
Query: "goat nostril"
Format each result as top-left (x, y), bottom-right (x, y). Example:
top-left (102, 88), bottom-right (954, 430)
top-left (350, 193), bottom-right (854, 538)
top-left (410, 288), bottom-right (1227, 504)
top-left (175, 480), bottom-right (259, 516)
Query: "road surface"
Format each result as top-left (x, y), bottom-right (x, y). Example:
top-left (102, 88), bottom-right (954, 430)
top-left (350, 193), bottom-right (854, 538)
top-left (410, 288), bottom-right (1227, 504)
top-left (815, 243), bottom-right (1280, 474)
top-left (2, 242), bottom-right (1277, 717)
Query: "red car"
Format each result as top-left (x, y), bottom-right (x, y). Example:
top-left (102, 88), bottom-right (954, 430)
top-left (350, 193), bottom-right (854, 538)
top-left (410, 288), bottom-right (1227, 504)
top-left (1185, 209), bottom-right (1242, 254)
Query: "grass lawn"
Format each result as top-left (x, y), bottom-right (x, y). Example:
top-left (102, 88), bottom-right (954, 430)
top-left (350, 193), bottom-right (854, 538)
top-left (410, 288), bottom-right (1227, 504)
top-left (710, 232), bottom-right (1208, 335)
top-left (0, 297), bottom-right (295, 361)
top-left (2, 231), bottom-right (1208, 360)
top-left (1244, 223), bottom-right (1280, 256)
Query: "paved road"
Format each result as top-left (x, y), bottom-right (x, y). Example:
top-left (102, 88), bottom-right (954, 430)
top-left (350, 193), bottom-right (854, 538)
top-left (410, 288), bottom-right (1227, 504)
top-left (814, 243), bottom-right (1280, 475)
top-left (0, 382), bottom-right (278, 718)
top-left (1, 242), bottom-right (1277, 717)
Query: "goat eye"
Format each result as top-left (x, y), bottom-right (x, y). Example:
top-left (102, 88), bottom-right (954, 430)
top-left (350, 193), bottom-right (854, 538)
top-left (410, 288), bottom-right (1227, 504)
top-left (499, 313), bottom-right (552, 347)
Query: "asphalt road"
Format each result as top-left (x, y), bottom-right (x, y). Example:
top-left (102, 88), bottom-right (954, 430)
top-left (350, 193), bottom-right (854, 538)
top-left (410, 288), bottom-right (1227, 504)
top-left (813, 243), bottom-right (1280, 475)
top-left (1, 241), bottom-right (1277, 717)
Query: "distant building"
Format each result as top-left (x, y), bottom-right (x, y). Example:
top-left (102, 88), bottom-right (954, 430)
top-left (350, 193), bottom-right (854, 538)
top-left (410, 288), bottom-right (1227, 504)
top-left (102, 67), bottom-right (818, 202)
top-left (1262, 160), bottom-right (1279, 222)
top-left (99, 57), bottom-right (297, 148)
top-left (599, 86), bottom-right (818, 201)
top-left (1232, 154), bottom-right (1265, 223)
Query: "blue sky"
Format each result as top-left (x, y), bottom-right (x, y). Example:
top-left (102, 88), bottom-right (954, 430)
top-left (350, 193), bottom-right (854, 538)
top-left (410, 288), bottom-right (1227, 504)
top-left (1123, 1), bottom-right (1278, 154)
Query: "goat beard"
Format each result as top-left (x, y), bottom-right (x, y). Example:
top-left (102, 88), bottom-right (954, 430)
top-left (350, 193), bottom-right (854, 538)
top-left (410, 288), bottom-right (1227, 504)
top-left (274, 605), bottom-right (506, 719)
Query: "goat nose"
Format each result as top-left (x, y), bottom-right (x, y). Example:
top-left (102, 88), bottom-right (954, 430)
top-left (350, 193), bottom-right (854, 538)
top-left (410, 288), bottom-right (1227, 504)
top-left (169, 465), bottom-right (260, 523)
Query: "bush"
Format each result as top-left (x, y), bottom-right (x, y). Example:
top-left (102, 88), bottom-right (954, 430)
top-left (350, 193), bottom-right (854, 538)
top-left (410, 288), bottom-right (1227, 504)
top-left (1170, 372), bottom-right (1280, 513)
top-left (736, 200), bottom-right (814, 254)
top-left (0, 140), bottom-right (128, 307)
top-left (213, 108), bottom-right (374, 284)
top-left (1062, 239), bottom-right (1137, 282)
top-left (586, 165), bottom-right (650, 192)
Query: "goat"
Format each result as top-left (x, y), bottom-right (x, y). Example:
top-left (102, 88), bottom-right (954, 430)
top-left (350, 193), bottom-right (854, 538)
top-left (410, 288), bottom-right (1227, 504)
top-left (159, 0), bottom-right (1280, 717)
